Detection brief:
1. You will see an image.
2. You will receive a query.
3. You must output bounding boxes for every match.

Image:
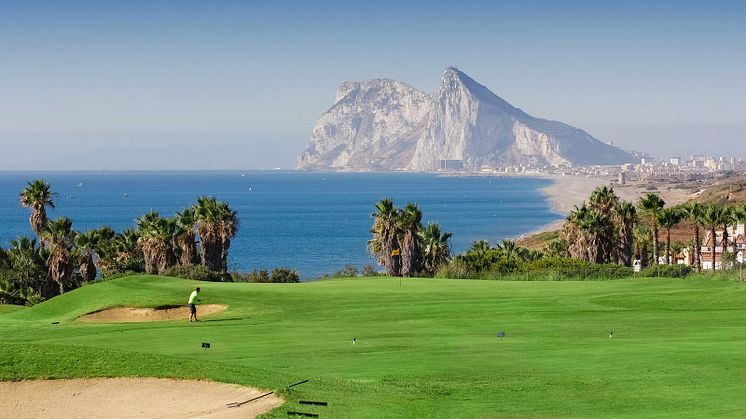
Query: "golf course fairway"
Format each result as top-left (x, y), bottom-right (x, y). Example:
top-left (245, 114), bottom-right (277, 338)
top-left (1, 275), bottom-right (746, 417)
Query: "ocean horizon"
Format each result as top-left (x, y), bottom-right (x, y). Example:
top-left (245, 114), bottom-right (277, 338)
top-left (0, 171), bottom-right (560, 278)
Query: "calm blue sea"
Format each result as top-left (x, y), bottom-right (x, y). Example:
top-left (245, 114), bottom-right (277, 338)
top-left (0, 171), bottom-right (559, 278)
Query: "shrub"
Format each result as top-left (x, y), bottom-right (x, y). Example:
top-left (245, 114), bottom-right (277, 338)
top-left (361, 264), bottom-right (380, 277)
top-left (334, 265), bottom-right (359, 278)
top-left (231, 268), bottom-right (300, 283)
top-left (99, 271), bottom-right (140, 281)
top-left (270, 268), bottom-right (301, 283)
top-left (638, 264), bottom-right (691, 278)
top-left (160, 265), bottom-right (228, 282)
top-left (231, 269), bottom-right (270, 283)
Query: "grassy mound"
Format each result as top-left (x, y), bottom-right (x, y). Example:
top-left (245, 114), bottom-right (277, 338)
top-left (2, 275), bottom-right (746, 417)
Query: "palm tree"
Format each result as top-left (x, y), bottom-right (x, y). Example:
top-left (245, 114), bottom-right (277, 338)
top-left (194, 197), bottom-right (239, 273)
top-left (701, 204), bottom-right (727, 271)
top-left (734, 204), bottom-right (746, 261)
top-left (137, 211), bottom-right (161, 274)
top-left (398, 203), bottom-right (423, 276)
top-left (721, 206), bottom-right (735, 263)
top-left (420, 223), bottom-right (452, 275)
top-left (107, 228), bottom-right (144, 274)
top-left (579, 210), bottom-right (604, 263)
top-left (680, 201), bottom-right (704, 271)
top-left (589, 186), bottom-right (619, 215)
top-left (731, 205), bottom-right (746, 256)
top-left (175, 208), bottom-right (198, 266)
top-left (614, 201), bottom-right (636, 267)
top-left (633, 225), bottom-right (651, 267)
top-left (671, 242), bottom-right (683, 264)
top-left (74, 230), bottom-right (99, 283)
top-left (368, 198), bottom-right (401, 276)
top-left (137, 212), bottom-right (178, 274)
top-left (6, 237), bottom-right (47, 295)
top-left (217, 201), bottom-right (239, 273)
top-left (589, 186), bottom-right (619, 262)
top-left (496, 239), bottom-right (518, 260)
top-left (638, 194), bottom-right (665, 265)
top-left (657, 208), bottom-right (683, 265)
top-left (564, 203), bottom-right (603, 263)
top-left (19, 179), bottom-right (56, 237)
top-left (564, 204), bottom-right (589, 261)
top-left (40, 217), bottom-right (75, 298)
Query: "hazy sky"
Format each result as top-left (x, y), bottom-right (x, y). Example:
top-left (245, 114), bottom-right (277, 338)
top-left (1, 0), bottom-right (744, 170)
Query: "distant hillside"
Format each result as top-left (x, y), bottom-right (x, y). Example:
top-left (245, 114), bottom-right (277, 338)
top-left (297, 67), bottom-right (635, 171)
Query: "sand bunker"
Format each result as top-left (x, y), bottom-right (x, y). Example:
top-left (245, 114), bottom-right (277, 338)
top-left (78, 304), bottom-right (227, 323)
top-left (0, 377), bottom-right (282, 418)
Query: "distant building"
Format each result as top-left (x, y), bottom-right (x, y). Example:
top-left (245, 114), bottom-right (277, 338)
top-left (618, 172), bottom-right (626, 185)
top-left (699, 224), bottom-right (746, 270)
top-left (439, 159), bottom-right (464, 170)
top-left (669, 157), bottom-right (681, 166)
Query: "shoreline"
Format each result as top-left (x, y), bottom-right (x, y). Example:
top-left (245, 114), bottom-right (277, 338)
top-left (523, 175), bottom-right (697, 238)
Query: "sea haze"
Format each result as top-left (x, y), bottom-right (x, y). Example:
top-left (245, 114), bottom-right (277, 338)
top-left (0, 171), bottom-right (560, 278)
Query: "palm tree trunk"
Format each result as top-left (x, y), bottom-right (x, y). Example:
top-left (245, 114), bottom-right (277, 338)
top-left (666, 229), bottom-right (672, 265)
top-left (693, 224), bottom-right (701, 272)
top-left (711, 227), bottom-right (717, 271)
top-left (723, 227), bottom-right (729, 269)
top-left (79, 253), bottom-right (96, 283)
top-left (625, 223), bottom-right (634, 267)
top-left (733, 223), bottom-right (739, 256)
top-left (178, 234), bottom-right (197, 266)
top-left (652, 220), bottom-right (659, 265)
top-left (30, 208), bottom-right (47, 237)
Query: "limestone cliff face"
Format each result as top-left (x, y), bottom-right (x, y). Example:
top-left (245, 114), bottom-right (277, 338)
top-left (296, 79), bottom-right (431, 170)
top-left (297, 67), bottom-right (633, 171)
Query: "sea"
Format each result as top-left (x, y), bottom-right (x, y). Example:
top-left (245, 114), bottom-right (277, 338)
top-left (0, 171), bottom-right (560, 278)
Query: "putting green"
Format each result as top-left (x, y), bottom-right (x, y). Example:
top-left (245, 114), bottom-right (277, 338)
top-left (1, 275), bottom-right (745, 417)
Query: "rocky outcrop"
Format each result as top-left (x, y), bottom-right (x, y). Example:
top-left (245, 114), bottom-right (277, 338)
top-left (296, 79), bottom-right (431, 170)
top-left (297, 67), bottom-right (633, 171)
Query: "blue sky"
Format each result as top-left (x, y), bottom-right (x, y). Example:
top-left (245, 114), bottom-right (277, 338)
top-left (1, 0), bottom-right (744, 169)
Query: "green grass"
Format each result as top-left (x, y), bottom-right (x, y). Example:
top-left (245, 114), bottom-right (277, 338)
top-left (2, 275), bottom-right (746, 417)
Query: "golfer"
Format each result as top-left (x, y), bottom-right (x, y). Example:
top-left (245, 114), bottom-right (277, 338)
top-left (188, 287), bottom-right (200, 322)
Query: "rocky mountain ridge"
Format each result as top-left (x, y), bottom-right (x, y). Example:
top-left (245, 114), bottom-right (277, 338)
top-left (297, 67), bottom-right (633, 171)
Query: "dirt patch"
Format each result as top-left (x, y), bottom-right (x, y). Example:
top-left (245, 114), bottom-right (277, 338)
top-left (78, 304), bottom-right (227, 323)
top-left (0, 377), bottom-right (282, 418)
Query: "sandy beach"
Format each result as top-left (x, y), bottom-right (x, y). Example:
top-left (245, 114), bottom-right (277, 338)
top-left (529, 175), bottom-right (697, 236)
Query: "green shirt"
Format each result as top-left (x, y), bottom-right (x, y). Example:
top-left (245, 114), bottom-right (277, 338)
top-left (188, 291), bottom-right (199, 304)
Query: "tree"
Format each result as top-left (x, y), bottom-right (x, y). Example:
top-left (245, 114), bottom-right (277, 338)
top-left (589, 186), bottom-right (619, 262)
top-left (564, 203), bottom-right (604, 263)
top-left (398, 203), bottom-right (423, 276)
top-left (720, 206), bottom-right (735, 263)
top-left (5, 237), bottom-right (47, 297)
top-left (496, 239), bottom-right (518, 260)
top-left (614, 201), bottom-right (636, 267)
top-left (657, 208), bottom-right (683, 265)
top-left (74, 230), bottom-right (99, 283)
top-left (137, 211), bottom-right (177, 274)
top-left (368, 198), bottom-right (401, 276)
top-left (217, 201), bottom-right (239, 273)
top-left (701, 204), bottom-right (727, 271)
top-left (107, 228), bottom-right (144, 274)
top-left (544, 238), bottom-right (569, 258)
top-left (638, 194), bottom-right (665, 265)
top-left (175, 208), bottom-right (198, 266)
top-left (680, 201), bottom-right (704, 271)
top-left (633, 225), bottom-right (651, 267)
top-left (194, 197), bottom-right (239, 273)
top-left (420, 223), bottom-right (452, 275)
top-left (40, 217), bottom-right (75, 298)
top-left (19, 179), bottom-right (56, 237)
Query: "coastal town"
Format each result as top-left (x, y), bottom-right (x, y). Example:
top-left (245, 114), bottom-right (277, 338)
top-left (463, 154), bottom-right (746, 182)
